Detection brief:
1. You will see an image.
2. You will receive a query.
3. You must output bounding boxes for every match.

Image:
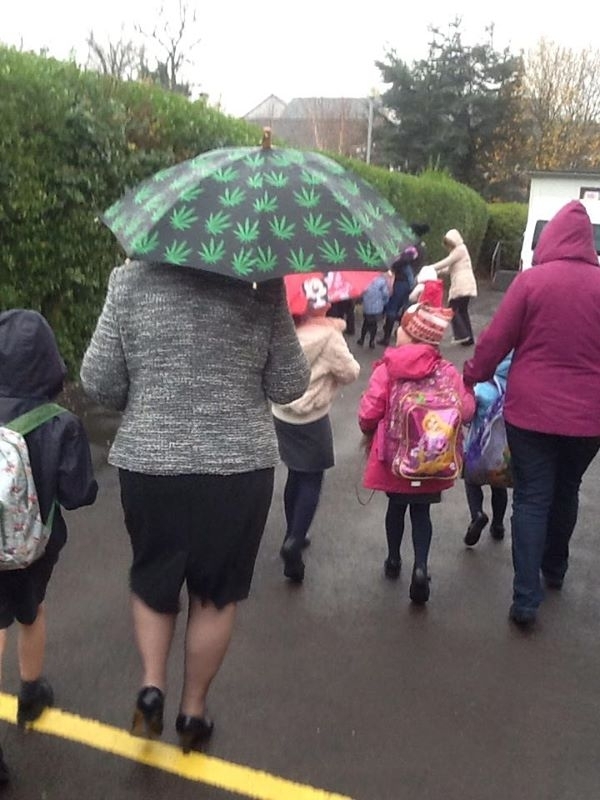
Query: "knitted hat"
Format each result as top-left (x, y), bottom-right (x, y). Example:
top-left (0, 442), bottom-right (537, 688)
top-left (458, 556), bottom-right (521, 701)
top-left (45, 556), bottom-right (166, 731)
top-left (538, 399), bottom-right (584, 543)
top-left (401, 303), bottom-right (453, 345)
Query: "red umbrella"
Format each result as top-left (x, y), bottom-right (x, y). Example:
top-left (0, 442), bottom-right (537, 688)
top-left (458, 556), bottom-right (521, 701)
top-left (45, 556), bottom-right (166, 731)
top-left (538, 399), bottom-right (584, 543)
top-left (285, 270), bottom-right (387, 316)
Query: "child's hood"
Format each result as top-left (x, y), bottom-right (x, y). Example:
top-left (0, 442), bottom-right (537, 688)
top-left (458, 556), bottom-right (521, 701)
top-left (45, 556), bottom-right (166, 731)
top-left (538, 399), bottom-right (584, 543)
top-left (382, 343), bottom-right (441, 381)
top-left (495, 353), bottom-right (512, 383)
top-left (0, 309), bottom-right (66, 398)
top-left (296, 316), bottom-right (345, 364)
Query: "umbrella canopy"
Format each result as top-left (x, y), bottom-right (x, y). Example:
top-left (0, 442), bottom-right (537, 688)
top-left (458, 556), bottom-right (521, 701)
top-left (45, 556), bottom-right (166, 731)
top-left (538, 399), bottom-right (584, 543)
top-left (102, 133), bottom-right (414, 282)
top-left (285, 270), bottom-right (385, 316)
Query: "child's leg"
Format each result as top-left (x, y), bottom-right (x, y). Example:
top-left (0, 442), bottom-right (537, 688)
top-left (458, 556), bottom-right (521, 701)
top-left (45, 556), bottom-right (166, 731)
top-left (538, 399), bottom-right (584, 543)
top-left (464, 481), bottom-right (489, 546)
top-left (357, 317), bottom-right (368, 345)
top-left (16, 604), bottom-right (54, 725)
top-left (409, 504), bottom-right (433, 568)
top-left (280, 470), bottom-right (323, 583)
top-left (490, 487), bottom-right (509, 539)
top-left (18, 603), bottom-right (46, 682)
top-left (379, 316), bottom-right (394, 345)
top-left (384, 495), bottom-right (406, 577)
top-left (464, 480), bottom-right (484, 520)
top-left (285, 470), bottom-right (323, 546)
top-left (408, 504), bottom-right (433, 604)
top-left (366, 315), bottom-right (378, 347)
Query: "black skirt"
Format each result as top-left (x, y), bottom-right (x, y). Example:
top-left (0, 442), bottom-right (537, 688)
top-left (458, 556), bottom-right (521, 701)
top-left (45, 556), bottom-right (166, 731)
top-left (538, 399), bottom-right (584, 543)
top-left (386, 491), bottom-right (442, 504)
top-left (119, 468), bottom-right (274, 613)
top-left (273, 414), bottom-right (335, 472)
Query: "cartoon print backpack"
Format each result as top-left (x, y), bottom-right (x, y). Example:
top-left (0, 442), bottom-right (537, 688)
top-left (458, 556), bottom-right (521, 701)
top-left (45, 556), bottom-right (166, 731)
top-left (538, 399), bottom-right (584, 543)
top-left (463, 379), bottom-right (512, 488)
top-left (385, 365), bottom-right (463, 481)
top-left (0, 403), bottom-right (65, 570)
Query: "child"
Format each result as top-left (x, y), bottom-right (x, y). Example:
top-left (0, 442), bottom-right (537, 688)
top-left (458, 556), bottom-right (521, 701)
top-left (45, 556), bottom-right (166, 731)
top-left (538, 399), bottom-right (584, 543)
top-left (0, 310), bottom-right (97, 780)
top-left (273, 306), bottom-right (360, 582)
top-left (357, 273), bottom-right (390, 349)
top-left (358, 303), bottom-right (475, 604)
top-left (463, 354), bottom-right (512, 546)
top-left (408, 265), bottom-right (444, 307)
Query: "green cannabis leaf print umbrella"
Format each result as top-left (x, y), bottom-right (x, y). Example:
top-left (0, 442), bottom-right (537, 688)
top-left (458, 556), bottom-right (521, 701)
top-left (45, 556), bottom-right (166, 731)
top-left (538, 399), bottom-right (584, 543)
top-left (102, 143), bottom-right (415, 282)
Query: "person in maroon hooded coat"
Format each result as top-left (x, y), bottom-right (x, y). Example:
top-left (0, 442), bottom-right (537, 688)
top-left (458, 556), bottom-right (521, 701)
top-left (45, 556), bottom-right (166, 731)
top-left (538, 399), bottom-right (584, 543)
top-left (463, 200), bottom-right (600, 629)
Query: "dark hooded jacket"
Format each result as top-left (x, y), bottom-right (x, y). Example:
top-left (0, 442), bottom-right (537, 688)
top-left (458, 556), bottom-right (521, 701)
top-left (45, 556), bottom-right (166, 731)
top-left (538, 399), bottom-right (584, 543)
top-left (464, 200), bottom-right (600, 436)
top-left (0, 310), bottom-right (98, 554)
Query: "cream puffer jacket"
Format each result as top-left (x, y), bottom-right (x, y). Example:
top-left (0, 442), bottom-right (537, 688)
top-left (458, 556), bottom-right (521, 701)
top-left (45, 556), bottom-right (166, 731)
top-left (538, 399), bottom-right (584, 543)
top-left (271, 317), bottom-right (360, 425)
top-left (430, 229), bottom-right (478, 300)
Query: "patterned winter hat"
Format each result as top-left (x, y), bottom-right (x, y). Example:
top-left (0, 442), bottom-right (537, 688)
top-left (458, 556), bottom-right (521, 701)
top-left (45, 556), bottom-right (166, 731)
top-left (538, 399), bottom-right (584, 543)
top-left (401, 303), bottom-right (453, 345)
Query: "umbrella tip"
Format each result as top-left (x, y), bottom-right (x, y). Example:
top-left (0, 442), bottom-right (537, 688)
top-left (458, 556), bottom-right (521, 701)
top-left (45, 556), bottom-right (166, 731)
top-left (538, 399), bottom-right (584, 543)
top-left (261, 127), bottom-right (272, 150)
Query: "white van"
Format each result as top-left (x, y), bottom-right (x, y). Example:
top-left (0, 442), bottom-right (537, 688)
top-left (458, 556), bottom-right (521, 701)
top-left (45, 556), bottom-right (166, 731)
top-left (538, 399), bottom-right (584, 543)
top-left (520, 173), bottom-right (600, 270)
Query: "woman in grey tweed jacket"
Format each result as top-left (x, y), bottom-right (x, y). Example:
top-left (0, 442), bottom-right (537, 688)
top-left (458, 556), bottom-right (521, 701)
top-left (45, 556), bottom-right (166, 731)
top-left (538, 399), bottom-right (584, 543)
top-left (81, 261), bottom-right (309, 751)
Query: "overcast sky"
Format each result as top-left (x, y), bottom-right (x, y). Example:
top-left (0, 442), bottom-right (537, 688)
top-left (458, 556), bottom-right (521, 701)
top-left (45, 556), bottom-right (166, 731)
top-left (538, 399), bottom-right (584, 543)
top-left (3, 1), bottom-right (599, 117)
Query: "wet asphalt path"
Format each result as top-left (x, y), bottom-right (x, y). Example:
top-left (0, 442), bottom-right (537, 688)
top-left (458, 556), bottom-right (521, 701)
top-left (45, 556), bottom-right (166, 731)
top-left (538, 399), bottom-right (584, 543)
top-left (1, 279), bottom-right (599, 800)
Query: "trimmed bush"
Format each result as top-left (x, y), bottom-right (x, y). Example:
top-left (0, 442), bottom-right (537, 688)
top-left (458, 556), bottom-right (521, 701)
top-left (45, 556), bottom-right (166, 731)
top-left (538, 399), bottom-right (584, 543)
top-left (479, 202), bottom-right (528, 274)
top-left (334, 160), bottom-right (489, 265)
top-left (0, 46), bottom-right (261, 371)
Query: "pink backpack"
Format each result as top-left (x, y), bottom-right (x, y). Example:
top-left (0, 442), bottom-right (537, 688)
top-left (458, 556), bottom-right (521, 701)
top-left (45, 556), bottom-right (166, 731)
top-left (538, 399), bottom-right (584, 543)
top-left (385, 365), bottom-right (463, 481)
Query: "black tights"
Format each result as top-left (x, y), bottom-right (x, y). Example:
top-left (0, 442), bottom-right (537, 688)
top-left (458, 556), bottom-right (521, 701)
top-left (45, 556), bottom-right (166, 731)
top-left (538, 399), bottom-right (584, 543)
top-left (385, 496), bottom-right (433, 567)
top-left (283, 470), bottom-right (324, 544)
top-left (464, 481), bottom-right (508, 525)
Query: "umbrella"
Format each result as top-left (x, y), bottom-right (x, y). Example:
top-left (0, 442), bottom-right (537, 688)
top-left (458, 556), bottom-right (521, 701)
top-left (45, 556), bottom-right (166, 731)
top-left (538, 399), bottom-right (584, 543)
top-left (102, 129), bottom-right (414, 282)
top-left (285, 270), bottom-right (385, 316)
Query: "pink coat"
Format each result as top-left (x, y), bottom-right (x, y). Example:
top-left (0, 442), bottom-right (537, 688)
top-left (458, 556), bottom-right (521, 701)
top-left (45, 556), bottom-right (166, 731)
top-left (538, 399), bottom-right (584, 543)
top-left (358, 344), bottom-right (475, 494)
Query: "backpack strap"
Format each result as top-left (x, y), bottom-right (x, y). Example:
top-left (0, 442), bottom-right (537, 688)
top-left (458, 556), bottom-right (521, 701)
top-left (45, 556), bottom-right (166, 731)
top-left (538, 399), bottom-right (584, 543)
top-left (6, 403), bottom-right (66, 436)
top-left (4, 403), bottom-right (65, 530)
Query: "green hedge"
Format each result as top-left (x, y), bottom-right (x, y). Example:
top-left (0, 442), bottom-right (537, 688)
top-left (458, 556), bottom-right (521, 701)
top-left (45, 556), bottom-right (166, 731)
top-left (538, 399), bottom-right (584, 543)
top-left (334, 160), bottom-right (489, 265)
top-left (0, 46), bottom-right (261, 371)
top-left (478, 202), bottom-right (528, 273)
top-left (2, 46), bottom-right (493, 373)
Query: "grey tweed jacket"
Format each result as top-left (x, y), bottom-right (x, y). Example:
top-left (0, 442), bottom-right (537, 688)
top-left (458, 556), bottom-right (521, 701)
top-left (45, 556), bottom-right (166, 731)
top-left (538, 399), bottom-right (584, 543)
top-left (80, 262), bottom-right (310, 475)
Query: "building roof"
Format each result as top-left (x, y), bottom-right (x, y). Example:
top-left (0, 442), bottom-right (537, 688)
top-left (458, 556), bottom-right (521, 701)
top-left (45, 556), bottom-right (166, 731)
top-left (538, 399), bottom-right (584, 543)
top-left (243, 94), bottom-right (287, 120)
top-left (529, 170), bottom-right (600, 179)
top-left (282, 97), bottom-right (369, 119)
top-left (242, 95), bottom-right (371, 121)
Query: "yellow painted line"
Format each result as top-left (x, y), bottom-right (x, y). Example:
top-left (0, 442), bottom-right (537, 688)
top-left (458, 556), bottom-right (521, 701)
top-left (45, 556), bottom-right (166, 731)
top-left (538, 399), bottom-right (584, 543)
top-left (0, 693), bottom-right (352, 800)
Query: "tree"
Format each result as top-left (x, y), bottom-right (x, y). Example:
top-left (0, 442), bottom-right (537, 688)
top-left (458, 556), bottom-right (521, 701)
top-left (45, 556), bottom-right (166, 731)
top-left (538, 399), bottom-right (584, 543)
top-left (86, 31), bottom-right (144, 81)
top-left (374, 19), bottom-right (528, 199)
top-left (524, 40), bottom-right (600, 171)
top-left (136, 0), bottom-right (201, 97)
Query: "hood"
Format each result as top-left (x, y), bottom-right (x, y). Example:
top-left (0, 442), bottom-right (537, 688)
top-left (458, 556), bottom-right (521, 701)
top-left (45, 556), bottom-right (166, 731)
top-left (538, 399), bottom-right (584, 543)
top-left (296, 316), bottom-right (344, 364)
top-left (494, 352), bottom-right (513, 389)
top-left (0, 309), bottom-right (66, 398)
top-left (533, 200), bottom-right (598, 267)
top-left (444, 229), bottom-right (464, 248)
top-left (416, 265), bottom-right (437, 283)
top-left (383, 343), bottom-right (441, 381)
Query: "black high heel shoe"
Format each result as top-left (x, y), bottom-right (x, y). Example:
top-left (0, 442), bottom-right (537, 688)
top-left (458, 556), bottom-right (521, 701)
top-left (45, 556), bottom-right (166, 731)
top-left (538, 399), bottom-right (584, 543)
top-left (131, 686), bottom-right (164, 739)
top-left (176, 713), bottom-right (214, 753)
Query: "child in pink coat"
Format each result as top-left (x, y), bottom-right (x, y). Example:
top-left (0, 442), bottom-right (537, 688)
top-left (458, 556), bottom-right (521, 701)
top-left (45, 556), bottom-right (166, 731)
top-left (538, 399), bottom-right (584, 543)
top-left (358, 304), bottom-right (475, 604)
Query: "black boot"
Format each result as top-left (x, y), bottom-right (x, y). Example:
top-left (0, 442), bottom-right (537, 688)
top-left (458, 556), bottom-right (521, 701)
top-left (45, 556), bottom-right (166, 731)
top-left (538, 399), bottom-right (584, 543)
top-left (409, 565), bottom-right (430, 605)
top-left (17, 677), bottom-right (54, 726)
top-left (464, 511), bottom-right (489, 546)
top-left (280, 538), bottom-right (305, 582)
